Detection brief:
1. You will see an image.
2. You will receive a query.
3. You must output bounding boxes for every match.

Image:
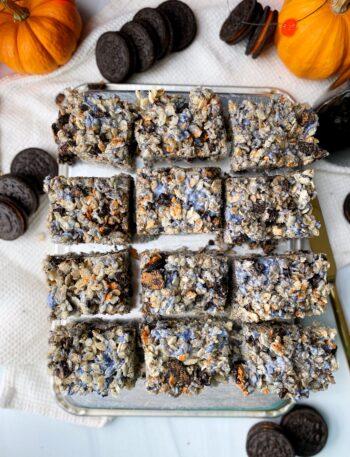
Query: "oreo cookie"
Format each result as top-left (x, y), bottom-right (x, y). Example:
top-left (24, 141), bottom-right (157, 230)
top-left (158, 0), bottom-right (197, 52)
top-left (133, 18), bottom-right (161, 60)
top-left (246, 6), bottom-right (278, 58)
top-left (0, 196), bottom-right (27, 241)
top-left (11, 147), bottom-right (58, 194)
top-left (121, 21), bottom-right (156, 72)
top-left (281, 406), bottom-right (328, 456)
top-left (220, 0), bottom-right (258, 44)
top-left (95, 31), bottom-right (135, 82)
top-left (344, 193), bottom-right (350, 223)
top-left (0, 174), bottom-right (39, 216)
top-left (246, 422), bottom-right (295, 457)
top-left (133, 7), bottom-right (172, 59)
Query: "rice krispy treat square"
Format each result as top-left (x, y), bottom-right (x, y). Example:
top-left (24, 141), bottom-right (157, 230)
top-left (224, 169), bottom-right (320, 244)
top-left (135, 87), bottom-right (228, 163)
top-left (229, 95), bottom-right (327, 172)
top-left (233, 322), bottom-right (337, 399)
top-left (140, 249), bottom-right (229, 316)
top-left (140, 319), bottom-right (232, 396)
top-left (44, 250), bottom-right (132, 320)
top-left (44, 175), bottom-right (132, 245)
top-left (136, 167), bottom-right (222, 235)
top-left (293, 324), bottom-right (338, 395)
top-left (231, 251), bottom-right (330, 322)
top-left (234, 322), bottom-right (300, 399)
top-left (48, 322), bottom-right (138, 396)
top-left (52, 89), bottom-right (136, 169)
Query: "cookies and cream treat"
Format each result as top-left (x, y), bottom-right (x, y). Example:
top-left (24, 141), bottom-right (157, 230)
top-left (44, 175), bottom-right (132, 245)
top-left (293, 324), bottom-right (338, 396)
top-left (224, 169), bottom-right (319, 244)
top-left (135, 87), bottom-right (228, 163)
top-left (231, 251), bottom-right (330, 322)
top-left (229, 95), bottom-right (327, 172)
top-left (141, 318), bottom-right (232, 396)
top-left (52, 89), bottom-right (136, 169)
top-left (233, 322), bottom-right (337, 399)
top-left (48, 322), bottom-right (138, 396)
top-left (136, 167), bottom-right (222, 235)
top-left (140, 249), bottom-right (229, 315)
top-left (44, 250), bottom-right (131, 320)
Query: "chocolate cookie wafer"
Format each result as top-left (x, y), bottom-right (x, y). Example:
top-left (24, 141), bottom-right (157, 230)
top-left (0, 196), bottom-right (27, 240)
top-left (281, 406), bottom-right (328, 456)
top-left (133, 7), bottom-right (172, 59)
top-left (246, 422), bottom-right (295, 457)
top-left (0, 174), bottom-right (39, 216)
top-left (246, 6), bottom-right (278, 58)
top-left (158, 0), bottom-right (197, 52)
top-left (220, 0), bottom-right (258, 45)
top-left (11, 148), bottom-right (58, 194)
top-left (95, 31), bottom-right (135, 83)
top-left (121, 21), bottom-right (156, 72)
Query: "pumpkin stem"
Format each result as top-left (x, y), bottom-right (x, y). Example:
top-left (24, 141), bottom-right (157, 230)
top-left (331, 0), bottom-right (350, 13)
top-left (0, 0), bottom-right (30, 22)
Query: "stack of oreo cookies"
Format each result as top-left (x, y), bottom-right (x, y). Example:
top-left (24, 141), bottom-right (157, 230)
top-left (247, 406), bottom-right (328, 457)
top-left (220, 0), bottom-right (278, 59)
top-left (96, 0), bottom-right (197, 83)
top-left (0, 148), bottom-right (57, 241)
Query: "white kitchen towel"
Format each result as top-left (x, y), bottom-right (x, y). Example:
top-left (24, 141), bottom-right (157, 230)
top-left (0, 0), bottom-right (347, 427)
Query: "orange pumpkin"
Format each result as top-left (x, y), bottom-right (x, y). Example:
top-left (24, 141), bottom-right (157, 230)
top-left (0, 0), bottom-right (82, 74)
top-left (275, 0), bottom-right (350, 80)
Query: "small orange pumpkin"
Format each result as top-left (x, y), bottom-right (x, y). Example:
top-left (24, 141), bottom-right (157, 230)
top-left (0, 0), bottom-right (82, 74)
top-left (275, 0), bottom-right (350, 80)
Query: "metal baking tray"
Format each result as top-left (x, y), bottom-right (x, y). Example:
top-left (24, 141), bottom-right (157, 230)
top-left (53, 84), bottom-right (312, 417)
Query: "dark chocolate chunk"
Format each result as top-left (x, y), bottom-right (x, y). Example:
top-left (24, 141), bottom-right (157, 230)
top-left (281, 406), bottom-right (328, 456)
top-left (134, 7), bottom-right (171, 59)
top-left (0, 174), bottom-right (39, 216)
top-left (121, 21), bottom-right (156, 72)
top-left (95, 31), bottom-right (135, 82)
top-left (344, 193), bottom-right (350, 223)
top-left (0, 196), bottom-right (27, 241)
top-left (158, 0), bottom-right (197, 52)
top-left (11, 148), bottom-right (58, 194)
top-left (220, 0), bottom-right (257, 44)
top-left (247, 422), bottom-right (295, 457)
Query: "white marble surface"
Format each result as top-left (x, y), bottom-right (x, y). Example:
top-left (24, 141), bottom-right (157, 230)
top-left (0, 1), bottom-right (350, 456)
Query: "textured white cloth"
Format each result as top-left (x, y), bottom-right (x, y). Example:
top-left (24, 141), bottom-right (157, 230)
top-left (0, 0), bottom-right (346, 427)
